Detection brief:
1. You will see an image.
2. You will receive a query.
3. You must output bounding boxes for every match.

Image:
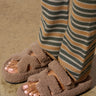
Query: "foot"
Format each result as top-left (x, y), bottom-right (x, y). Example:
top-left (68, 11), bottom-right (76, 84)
top-left (22, 71), bottom-right (65, 96)
top-left (4, 52), bottom-right (35, 73)
top-left (17, 60), bottom-right (92, 96)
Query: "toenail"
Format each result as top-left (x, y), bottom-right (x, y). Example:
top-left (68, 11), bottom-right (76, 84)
top-left (8, 62), bottom-right (11, 64)
top-left (33, 94), bottom-right (38, 96)
top-left (29, 92), bottom-right (33, 96)
top-left (24, 90), bottom-right (28, 94)
top-left (8, 68), bottom-right (13, 72)
top-left (5, 67), bottom-right (7, 70)
top-left (23, 85), bottom-right (28, 89)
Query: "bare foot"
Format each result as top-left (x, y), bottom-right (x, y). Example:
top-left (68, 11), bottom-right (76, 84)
top-left (4, 52), bottom-right (36, 73)
top-left (22, 71), bottom-right (65, 96)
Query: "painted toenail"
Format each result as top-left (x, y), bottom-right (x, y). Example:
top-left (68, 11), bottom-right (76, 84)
top-left (24, 90), bottom-right (28, 94)
top-left (23, 85), bottom-right (28, 89)
top-left (29, 92), bottom-right (33, 96)
top-left (5, 67), bottom-right (8, 70)
top-left (8, 68), bottom-right (13, 72)
top-left (33, 94), bottom-right (38, 96)
top-left (8, 62), bottom-right (11, 64)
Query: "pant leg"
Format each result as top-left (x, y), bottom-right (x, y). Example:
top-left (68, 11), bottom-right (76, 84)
top-left (58, 0), bottom-right (96, 82)
top-left (38, 0), bottom-right (69, 59)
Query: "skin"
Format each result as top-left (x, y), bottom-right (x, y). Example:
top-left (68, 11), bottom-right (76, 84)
top-left (4, 53), bottom-right (77, 96)
top-left (4, 52), bottom-right (51, 96)
top-left (4, 53), bottom-right (41, 96)
top-left (4, 54), bottom-right (65, 96)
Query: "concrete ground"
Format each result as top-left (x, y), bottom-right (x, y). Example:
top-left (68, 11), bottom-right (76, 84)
top-left (0, 0), bottom-right (96, 96)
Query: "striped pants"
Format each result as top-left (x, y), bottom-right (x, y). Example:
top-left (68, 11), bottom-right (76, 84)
top-left (38, 0), bottom-right (96, 82)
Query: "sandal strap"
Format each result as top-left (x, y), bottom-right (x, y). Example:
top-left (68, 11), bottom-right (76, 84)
top-left (54, 76), bottom-right (92, 96)
top-left (26, 62), bottom-right (92, 96)
top-left (24, 42), bottom-right (51, 67)
top-left (17, 55), bottom-right (41, 73)
top-left (48, 60), bottom-right (72, 88)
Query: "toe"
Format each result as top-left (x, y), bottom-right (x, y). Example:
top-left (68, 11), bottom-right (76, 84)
top-left (8, 68), bottom-right (14, 72)
top-left (8, 61), bottom-right (11, 65)
top-left (24, 87), bottom-right (34, 95)
top-left (23, 82), bottom-right (40, 96)
top-left (29, 92), bottom-right (33, 96)
top-left (32, 91), bottom-right (40, 96)
top-left (5, 60), bottom-right (18, 73)
top-left (5, 66), bottom-right (8, 70)
top-left (7, 67), bottom-right (17, 73)
top-left (23, 84), bottom-right (29, 90)
top-left (33, 93), bottom-right (39, 96)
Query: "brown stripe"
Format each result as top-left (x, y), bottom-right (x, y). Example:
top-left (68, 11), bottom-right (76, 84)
top-left (81, 60), bottom-right (92, 72)
top-left (84, 48), bottom-right (95, 62)
top-left (61, 43), bottom-right (84, 62)
top-left (58, 57), bottom-right (81, 74)
top-left (40, 21), bottom-right (65, 37)
top-left (65, 32), bottom-right (96, 51)
top-left (69, 15), bottom-right (96, 36)
top-left (38, 39), bottom-right (60, 51)
top-left (65, 32), bottom-right (87, 50)
top-left (58, 57), bottom-right (77, 81)
top-left (75, 70), bottom-right (91, 83)
top-left (72, 9), bottom-right (96, 22)
top-left (42, 15), bottom-right (68, 25)
top-left (61, 41), bottom-right (93, 72)
top-left (41, 1), bottom-right (68, 11)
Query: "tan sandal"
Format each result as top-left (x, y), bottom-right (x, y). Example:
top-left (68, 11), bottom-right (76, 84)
top-left (17, 60), bottom-right (92, 96)
top-left (2, 42), bottom-right (52, 84)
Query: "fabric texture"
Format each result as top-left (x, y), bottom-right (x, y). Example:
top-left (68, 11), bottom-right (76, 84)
top-left (38, 0), bottom-right (96, 82)
top-left (38, 0), bottom-right (69, 59)
top-left (17, 60), bottom-right (92, 96)
top-left (2, 42), bottom-right (51, 83)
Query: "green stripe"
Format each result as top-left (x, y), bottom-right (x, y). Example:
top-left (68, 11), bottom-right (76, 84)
top-left (78, 0), bottom-right (96, 4)
top-left (73, 6), bottom-right (96, 18)
top-left (85, 44), bottom-right (96, 58)
top-left (60, 47), bottom-right (94, 68)
top-left (47, 50), bottom-right (59, 55)
top-left (79, 64), bottom-right (92, 79)
top-left (65, 35), bottom-right (96, 55)
top-left (83, 54), bottom-right (94, 67)
top-left (68, 23), bottom-right (96, 40)
top-left (60, 48), bottom-right (83, 66)
top-left (39, 31), bottom-right (62, 46)
top-left (41, 17), bottom-right (66, 33)
top-left (40, 28), bottom-right (63, 41)
top-left (63, 36), bottom-right (95, 58)
top-left (41, 16), bottom-right (67, 28)
top-left (59, 52), bottom-right (82, 70)
top-left (62, 38), bottom-right (84, 58)
top-left (65, 64), bottom-right (91, 79)
top-left (42, 11), bottom-right (68, 20)
top-left (71, 16), bottom-right (96, 26)
top-left (42, 6), bottom-right (68, 15)
top-left (64, 36), bottom-right (86, 54)
top-left (73, 2), bottom-right (96, 13)
top-left (71, 20), bottom-right (96, 31)
top-left (72, 19), bottom-right (96, 31)
top-left (67, 28), bottom-right (94, 46)
top-left (42, 0), bottom-right (69, 6)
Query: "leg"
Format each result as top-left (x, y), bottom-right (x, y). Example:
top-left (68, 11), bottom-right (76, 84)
top-left (19, 0), bottom-right (96, 96)
top-left (58, 0), bottom-right (96, 82)
top-left (38, 0), bottom-right (69, 59)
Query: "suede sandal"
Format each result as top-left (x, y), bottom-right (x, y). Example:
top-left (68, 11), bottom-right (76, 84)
top-left (17, 60), bottom-right (92, 96)
top-left (2, 42), bottom-right (52, 84)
